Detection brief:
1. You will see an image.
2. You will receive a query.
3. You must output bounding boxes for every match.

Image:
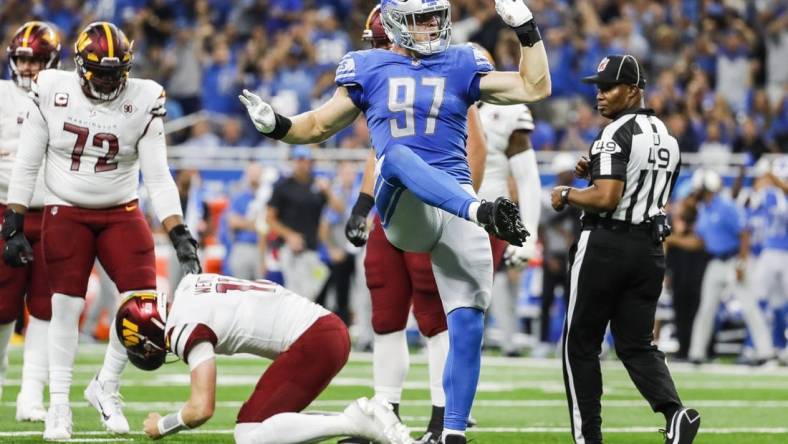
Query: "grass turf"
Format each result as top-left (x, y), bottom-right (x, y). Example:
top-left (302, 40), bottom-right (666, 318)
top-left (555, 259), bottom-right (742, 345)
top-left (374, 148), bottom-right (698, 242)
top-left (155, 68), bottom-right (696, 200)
top-left (1, 344), bottom-right (787, 443)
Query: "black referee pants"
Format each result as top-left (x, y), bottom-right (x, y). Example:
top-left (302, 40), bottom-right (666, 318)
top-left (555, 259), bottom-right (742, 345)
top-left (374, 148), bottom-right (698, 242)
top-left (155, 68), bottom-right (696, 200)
top-left (562, 228), bottom-right (682, 444)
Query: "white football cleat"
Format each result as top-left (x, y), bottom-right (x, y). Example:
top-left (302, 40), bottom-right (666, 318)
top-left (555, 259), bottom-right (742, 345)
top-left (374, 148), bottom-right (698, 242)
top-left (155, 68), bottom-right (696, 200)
top-left (43, 403), bottom-right (72, 441)
top-left (368, 396), bottom-right (413, 444)
top-left (16, 392), bottom-right (47, 422)
top-left (344, 397), bottom-right (413, 444)
top-left (84, 376), bottom-right (129, 434)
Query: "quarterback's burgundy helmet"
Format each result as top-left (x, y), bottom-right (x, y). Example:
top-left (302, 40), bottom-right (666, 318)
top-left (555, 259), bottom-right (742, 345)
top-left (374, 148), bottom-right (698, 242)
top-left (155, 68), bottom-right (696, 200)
top-left (73, 21), bottom-right (133, 101)
top-left (362, 5), bottom-right (391, 49)
top-left (6, 21), bottom-right (61, 90)
top-left (115, 291), bottom-right (168, 371)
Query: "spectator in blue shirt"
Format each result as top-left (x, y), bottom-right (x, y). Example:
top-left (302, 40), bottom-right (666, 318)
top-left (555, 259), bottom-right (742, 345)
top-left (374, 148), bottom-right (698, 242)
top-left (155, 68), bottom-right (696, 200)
top-left (201, 37), bottom-right (242, 116)
top-left (667, 170), bottom-right (775, 364)
top-left (226, 163), bottom-right (264, 280)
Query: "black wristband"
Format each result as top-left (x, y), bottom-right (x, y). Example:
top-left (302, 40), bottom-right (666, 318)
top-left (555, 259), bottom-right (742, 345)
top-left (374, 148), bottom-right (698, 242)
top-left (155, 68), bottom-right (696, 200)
top-left (351, 193), bottom-right (375, 218)
top-left (514, 20), bottom-right (542, 47)
top-left (267, 112), bottom-right (293, 140)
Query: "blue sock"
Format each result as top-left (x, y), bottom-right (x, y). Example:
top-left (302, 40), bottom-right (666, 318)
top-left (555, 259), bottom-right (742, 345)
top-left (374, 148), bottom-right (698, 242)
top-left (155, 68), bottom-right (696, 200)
top-left (444, 307), bottom-right (484, 431)
top-left (376, 144), bottom-right (477, 221)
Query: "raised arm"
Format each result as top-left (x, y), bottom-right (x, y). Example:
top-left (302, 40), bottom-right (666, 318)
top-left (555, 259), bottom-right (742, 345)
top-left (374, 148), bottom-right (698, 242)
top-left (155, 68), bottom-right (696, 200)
top-left (240, 87), bottom-right (361, 145)
top-left (479, 0), bottom-right (551, 104)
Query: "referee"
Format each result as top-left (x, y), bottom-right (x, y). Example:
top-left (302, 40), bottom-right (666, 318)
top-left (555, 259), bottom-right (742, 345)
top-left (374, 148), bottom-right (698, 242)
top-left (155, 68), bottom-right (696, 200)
top-left (550, 55), bottom-right (700, 444)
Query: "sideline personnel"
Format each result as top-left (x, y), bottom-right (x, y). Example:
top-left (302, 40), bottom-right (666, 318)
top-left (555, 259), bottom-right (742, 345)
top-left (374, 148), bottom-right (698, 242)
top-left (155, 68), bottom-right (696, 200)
top-left (550, 54), bottom-right (699, 444)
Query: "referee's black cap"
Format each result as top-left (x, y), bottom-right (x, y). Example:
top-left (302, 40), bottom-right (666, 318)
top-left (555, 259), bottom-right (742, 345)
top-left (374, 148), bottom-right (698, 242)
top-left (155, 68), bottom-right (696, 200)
top-left (582, 54), bottom-right (646, 89)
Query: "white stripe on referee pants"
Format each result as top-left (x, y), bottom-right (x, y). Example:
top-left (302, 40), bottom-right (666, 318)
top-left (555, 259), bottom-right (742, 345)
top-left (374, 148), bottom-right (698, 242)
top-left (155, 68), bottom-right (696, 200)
top-left (563, 230), bottom-right (590, 444)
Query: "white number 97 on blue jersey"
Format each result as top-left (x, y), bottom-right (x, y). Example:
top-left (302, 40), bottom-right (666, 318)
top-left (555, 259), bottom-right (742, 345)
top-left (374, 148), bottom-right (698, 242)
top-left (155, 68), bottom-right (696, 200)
top-left (387, 77), bottom-right (446, 137)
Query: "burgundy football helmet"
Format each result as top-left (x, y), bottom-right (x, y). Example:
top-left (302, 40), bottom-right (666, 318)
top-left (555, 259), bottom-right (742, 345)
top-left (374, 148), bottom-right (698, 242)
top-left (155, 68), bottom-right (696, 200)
top-left (6, 21), bottom-right (61, 90)
top-left (73, 21), bottom-right (133, 101)
top-left (362, 5), bottom-right (391, 49)
top-left (115, 291), bottom-right (168, 371)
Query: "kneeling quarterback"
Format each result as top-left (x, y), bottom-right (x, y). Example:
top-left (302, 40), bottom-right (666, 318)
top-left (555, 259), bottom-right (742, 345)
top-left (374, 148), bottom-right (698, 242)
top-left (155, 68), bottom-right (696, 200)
top-left (116, 273), bottom-right (413, 444)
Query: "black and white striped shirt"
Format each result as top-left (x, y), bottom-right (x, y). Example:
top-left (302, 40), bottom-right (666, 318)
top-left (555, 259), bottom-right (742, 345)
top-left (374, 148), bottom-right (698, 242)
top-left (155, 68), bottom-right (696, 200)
top-left (587, 108), bottom-right (681, 225)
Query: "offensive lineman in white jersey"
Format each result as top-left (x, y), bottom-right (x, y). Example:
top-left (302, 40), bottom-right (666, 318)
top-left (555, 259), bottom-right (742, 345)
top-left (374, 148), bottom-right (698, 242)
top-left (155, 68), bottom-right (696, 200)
top-left (2, 22), bottom-right (201, 440)
top-left (473, 44), bottom-right (541, 357)
top-left (0, 21), bottom-right (60, 423)
top-left (116, 273), bottom-right (412, 444)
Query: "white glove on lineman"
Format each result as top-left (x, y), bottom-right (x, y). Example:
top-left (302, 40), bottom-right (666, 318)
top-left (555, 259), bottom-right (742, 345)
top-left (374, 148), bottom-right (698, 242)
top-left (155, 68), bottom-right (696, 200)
top-left (239, 89), bottom-right (276, 134)
top-left (495, 0), bottom-right (534, 28)
top-left (503, 243), bottom-right (535, 268)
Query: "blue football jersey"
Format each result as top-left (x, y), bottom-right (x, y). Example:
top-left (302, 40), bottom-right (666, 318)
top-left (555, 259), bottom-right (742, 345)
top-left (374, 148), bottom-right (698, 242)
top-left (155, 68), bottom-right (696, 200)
top-left (335, 45), bottom-right (493, 184)
top-left (762, 187), bottom-right (788, 250)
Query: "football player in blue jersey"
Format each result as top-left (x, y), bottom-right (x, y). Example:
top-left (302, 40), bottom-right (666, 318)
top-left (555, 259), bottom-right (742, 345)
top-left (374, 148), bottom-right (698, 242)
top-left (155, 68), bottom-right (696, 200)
top-left (241, 1), bottom-right (550, 442)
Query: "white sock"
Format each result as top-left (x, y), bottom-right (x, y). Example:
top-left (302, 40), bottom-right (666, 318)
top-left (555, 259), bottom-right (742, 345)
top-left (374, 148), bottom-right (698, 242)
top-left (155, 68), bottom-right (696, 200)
top-left (468, 201), bottom-right (481, 223)
top-left (234, 412), bottom-right (357, 444)
top-left (19, 316), bottom-right (49, 402)
top-left (426, 330), bottom-right (448, 407)
top-left (49, 293), bottom-right (85, 406)
top-left (97, 317), bottom-right (128, 386)
top-left (491, 271), bottom-right (517, 354)
top-left (0, 321), bottom-right (15, 386)
top-left (373, 330), bottom-right (409, 404)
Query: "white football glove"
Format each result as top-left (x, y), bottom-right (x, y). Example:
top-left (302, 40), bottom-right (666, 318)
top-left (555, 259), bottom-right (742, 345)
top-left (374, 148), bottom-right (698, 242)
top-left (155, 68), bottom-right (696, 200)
top-left (495, 0), bottom-right (534, 28)
top-left (503, 243), bottom-right (535, 268)
top-left (239, 89), bottom-right (276, 134)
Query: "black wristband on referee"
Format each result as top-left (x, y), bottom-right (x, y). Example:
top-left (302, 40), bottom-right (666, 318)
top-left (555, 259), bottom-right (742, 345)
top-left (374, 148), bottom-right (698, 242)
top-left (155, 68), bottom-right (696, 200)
top-left (267, 112), bottom-right (293, 140)
top-left (513, 20), bottom-right (542, 47)
top-left (351, 192), bottom-right (375, 218)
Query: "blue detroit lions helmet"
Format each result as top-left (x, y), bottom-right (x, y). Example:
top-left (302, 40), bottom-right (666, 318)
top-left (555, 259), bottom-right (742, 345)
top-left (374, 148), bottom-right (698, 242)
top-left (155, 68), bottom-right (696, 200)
top-left (380, 0), bottom-right (451, 55)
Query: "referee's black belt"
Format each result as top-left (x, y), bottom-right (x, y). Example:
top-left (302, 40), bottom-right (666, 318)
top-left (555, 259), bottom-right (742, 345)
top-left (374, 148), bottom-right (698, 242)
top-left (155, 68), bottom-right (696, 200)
top-left (581, 217), bottom-right (653, 233)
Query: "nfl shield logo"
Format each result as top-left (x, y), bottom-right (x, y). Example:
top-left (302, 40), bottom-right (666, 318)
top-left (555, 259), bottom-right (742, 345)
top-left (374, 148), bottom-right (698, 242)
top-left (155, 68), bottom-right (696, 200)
top-left (51, 206), bottom-right (58, 216)
top-left (597, 57), bottom-right (610, 72)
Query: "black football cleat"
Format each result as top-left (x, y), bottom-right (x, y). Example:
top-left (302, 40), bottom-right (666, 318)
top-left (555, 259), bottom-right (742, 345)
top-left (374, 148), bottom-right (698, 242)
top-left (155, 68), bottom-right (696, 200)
top-left (337, 438), bottom-right (371, 444)
top-left (662, 408), bottom-right (700, 444)
top-left (443, 434), bottom-right (467, 444)
top-left (477, 197), bottom-right (529, 247)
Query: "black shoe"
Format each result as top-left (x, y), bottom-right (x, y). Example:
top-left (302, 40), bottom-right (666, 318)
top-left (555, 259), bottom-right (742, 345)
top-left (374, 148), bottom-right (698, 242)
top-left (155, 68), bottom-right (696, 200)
top-left (662, 408), bottom-right (700, 444)
top-left (337, 438), bottom-right (371, 444)
top-left (477, 198), bottom-right (529, 246)
top-left (444, 434), bottom-right (466, 444)
top-left (414, 430), bottom-right (441, 444)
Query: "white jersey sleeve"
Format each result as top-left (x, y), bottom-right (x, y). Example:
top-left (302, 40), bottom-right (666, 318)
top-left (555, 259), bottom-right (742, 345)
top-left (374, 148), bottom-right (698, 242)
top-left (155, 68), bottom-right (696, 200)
top-left (138, 117), bottom-right (182, 222)
top-left (26, 71), bottom-right (172, 209)
top-left (477, 103), bottom-right (534, 201)
top-left (7, 81), bottom-right (50, 209)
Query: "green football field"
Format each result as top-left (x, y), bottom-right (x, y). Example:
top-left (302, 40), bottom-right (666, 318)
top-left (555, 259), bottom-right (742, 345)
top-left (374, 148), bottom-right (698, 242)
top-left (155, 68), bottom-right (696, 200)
top-left (1, 344), bottom-right (787, 443)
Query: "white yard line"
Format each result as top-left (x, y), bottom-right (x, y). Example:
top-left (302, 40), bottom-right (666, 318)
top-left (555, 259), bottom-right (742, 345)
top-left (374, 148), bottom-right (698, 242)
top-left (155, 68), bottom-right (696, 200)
top-left (0, 427), bottom-right (786, 437)
top-left (4, 399), bottom-right (788, 410)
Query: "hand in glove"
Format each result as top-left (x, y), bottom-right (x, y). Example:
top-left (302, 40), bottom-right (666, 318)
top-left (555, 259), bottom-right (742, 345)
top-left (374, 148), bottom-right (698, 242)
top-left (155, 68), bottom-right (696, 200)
top-left (345, 214), bottom-right (369, 247)
top-left (503, 243), bottom-right (534, 268)
top-left (169, 224), bottom-right (202, 275)
top-left (495, 0), bottom-right (534, 27)
top-left (239, 89), bottom-right (276, 134)
top-left (1, 208), bottom-right (33, 267)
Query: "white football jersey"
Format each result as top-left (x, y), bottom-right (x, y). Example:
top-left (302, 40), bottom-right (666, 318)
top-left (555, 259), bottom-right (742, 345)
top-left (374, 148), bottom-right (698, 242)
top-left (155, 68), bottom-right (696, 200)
top-left (477, 103), bottom-right (534, 201)
top-left (0, 80), bottom-right (46, 207)
top-left (29, 69), bottom-right (166, 208)
top-left (166, 273), bottom-right (330, 362)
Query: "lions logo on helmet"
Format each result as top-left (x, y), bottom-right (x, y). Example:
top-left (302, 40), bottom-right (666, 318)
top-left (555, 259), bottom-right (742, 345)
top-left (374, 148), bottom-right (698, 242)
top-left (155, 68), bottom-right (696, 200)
top-left (6, 21), bottom-right (61, 90)
top-left (73, 22), bottom-right (133, 101)
top-left (115, 291), bottom-right (168, 371)
top-left (380, 0), bottom-right (452, 55)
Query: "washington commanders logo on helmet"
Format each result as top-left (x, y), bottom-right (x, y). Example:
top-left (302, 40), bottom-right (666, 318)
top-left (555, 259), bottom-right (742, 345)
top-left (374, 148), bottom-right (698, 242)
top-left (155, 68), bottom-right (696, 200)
top-left (362, 5), bottom-right (391, 49)
top-left (73, 22), bottom-right (133, 101)
top-left (115, 291), bottom-right (168, 371)
top-left (6, 21), bottom-right (61, 90)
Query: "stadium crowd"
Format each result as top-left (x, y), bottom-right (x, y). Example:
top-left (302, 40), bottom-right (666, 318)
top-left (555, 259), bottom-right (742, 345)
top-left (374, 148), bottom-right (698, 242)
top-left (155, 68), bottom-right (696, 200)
top-left (2, 0), bottom-right (787, 154)
top-left (0, 0), bottom-right (786, 364)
